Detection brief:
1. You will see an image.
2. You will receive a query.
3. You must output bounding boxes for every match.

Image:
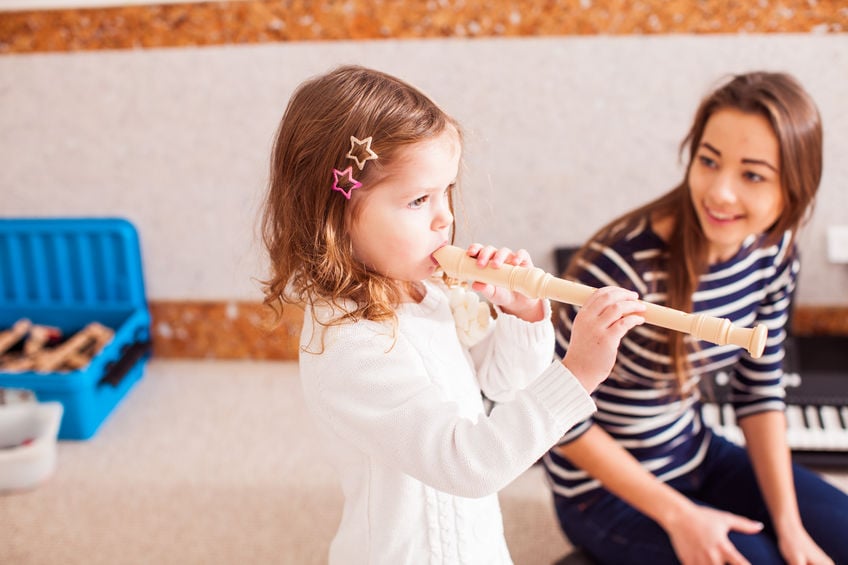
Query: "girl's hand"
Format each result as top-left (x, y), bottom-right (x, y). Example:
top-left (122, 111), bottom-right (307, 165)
top-left (562, 286), bottom-right (645, 392)
top-left (666, 505), bottom-right (764, 565)
top-left (777, 526), bottom-right (834, 565)
top-left (464, 244), bottom-right (544, 322)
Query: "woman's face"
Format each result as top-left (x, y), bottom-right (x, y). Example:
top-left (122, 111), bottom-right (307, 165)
top-left (688, 108), bottom-right (785, 263)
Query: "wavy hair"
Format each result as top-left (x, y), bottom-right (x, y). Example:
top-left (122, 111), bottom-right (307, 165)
top-left (261, 65), bottom-right (461, 329)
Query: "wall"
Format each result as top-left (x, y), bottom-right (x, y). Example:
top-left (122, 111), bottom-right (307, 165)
top-left (1, 1), bottom-right (847, 357)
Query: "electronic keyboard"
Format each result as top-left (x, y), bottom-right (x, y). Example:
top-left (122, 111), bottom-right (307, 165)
top-left (700, 336), bottom-right (848, 468)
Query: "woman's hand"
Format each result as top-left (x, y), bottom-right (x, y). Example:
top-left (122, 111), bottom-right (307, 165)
top-left (665, 504), bottom-right (764, 565)
top-left (561, 286), bottom-right (645, 392)
top-left (777, 525), bottom-right (834, 565)
top-left (463, 244), bottom-right (545, 322)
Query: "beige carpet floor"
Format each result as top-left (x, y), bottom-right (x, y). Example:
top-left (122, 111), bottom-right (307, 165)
top-left (1, 360), bottom-right (574, 564)
top-left (2, 359), bottom-right (845, 564)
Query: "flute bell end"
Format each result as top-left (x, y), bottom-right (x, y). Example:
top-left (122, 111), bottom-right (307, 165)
top-left (748, 324), bottom-right (768, 358)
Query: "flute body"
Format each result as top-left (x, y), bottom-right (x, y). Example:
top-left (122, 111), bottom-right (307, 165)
top-left (433, 245), bottom-right (767, 358)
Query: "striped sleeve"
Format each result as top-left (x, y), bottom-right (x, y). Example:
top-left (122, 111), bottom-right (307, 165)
top-left (730, 237), bottom-right (797, 419)
top-left (553, 241), bottom-right (647, 444)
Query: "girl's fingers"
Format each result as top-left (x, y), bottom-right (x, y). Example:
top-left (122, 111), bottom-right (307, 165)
top-left (582, 288), bottom-right (645, 325)
top-left (581, 286), bottom-right (639, 309)
top-left (471, 245), bottom-right (500, 267)
top-left (598, 300), bottom-right (647, 330)
top-left (481, 246), bottom-right (512, 268)
top-left (611, 313), bottom-right (646, 336)
top-left (466, 244), bottom-right (532, 270)
top-left (509, 248), bottom-right (532, 267)
top-left (573, 287), bottom-right (646, 349)
top-left (465, 243), bottom-right (483, 258)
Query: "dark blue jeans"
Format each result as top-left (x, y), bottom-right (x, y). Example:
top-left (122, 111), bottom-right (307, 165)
top-left (553, 434), bottom-right (848, 564)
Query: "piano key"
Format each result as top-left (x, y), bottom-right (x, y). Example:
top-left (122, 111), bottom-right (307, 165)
top-left (805, 405), bottom-right (822, 430)
top-left (786, 405), bottom-right (807, 449)
top-left (701, 403), bottom-right (733, 441)
top-left (702, 403), bottom-right (720, 429)
top-left (782, 371), bottom-right (802, 388)
top-left (721, 404), bottom-right (745, 445)
top-left (722, 404), bottom-right (735, 427)
top-left (820, 406), bottom-right (848, 450)
top-left (804, 405), bottom-right (828, 449)
top-left (838, 406), bottom-right (848, 430)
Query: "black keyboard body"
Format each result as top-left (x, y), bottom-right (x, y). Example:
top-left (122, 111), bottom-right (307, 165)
top-left (701, 335), bottom-right (848, 468)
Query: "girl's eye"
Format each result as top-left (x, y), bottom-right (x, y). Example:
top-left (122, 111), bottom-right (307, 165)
top-left (408, 195), bottom-right (428, 209)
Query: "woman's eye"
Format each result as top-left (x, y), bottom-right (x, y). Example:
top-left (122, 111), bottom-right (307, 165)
top-left (409, 195), bottom-right (428, 209)
top-left (744, 171), bottom-right (766, 183)
top-left (698, 155), bottom-right (717, 168)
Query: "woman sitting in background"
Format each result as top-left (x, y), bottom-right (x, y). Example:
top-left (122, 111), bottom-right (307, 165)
top-left (545, 71), bottom-right (848, 565)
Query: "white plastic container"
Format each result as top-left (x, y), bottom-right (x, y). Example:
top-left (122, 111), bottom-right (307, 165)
top-left (0, 401), bottom-right (63, 493)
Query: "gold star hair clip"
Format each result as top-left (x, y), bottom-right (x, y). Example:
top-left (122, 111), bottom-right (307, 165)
top-left (346, 136), bottom-right (378, 170)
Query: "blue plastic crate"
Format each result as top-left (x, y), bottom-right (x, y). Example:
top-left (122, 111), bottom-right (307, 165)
top-left (0, 218), bottom-right (151, 439)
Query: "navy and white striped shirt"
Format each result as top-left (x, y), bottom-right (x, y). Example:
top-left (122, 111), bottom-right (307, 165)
top-left (544, 218), bottom-right (797, 501)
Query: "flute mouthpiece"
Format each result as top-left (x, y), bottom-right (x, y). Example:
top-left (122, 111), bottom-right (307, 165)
top-left (432, 245), bottom-right (466, 278)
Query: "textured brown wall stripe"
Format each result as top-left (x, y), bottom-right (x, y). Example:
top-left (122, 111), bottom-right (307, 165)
top-left (147, 301), bottom-right (848, 360)
top-left (2, 0), bottom-right (847, 54)
top-left (148, 300), bottom-right (303, 360)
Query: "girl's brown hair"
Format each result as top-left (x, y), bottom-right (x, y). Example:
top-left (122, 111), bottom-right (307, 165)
top-left (261, 65), bottom-right (461, 326)
top-left (564, 71), bottom-right (822, 389)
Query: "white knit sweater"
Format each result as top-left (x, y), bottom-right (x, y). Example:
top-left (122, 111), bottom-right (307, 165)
top-left (298, 280), bottom-right (596, 565)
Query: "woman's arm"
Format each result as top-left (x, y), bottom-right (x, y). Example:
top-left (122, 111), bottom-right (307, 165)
top-left (739, 411), bottom-right (833, 564)
top-left (558, 426), bottom-right (763, 565)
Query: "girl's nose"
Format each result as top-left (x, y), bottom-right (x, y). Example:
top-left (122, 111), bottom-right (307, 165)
top-left (433, 202), bottom-right (453, 231)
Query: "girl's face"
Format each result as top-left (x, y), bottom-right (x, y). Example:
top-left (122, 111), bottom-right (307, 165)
top-left (348, 128), bottom-right (460, 296)
top-left (688, 108), bottom-right (785, 263)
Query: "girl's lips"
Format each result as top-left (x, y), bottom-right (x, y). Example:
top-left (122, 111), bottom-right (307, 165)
top-left (431, 242), bottom-right (448, 266)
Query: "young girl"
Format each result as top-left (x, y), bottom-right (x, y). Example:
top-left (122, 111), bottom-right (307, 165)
top-left (545, 71), bottom-right (848, 565)
top-left (261, 65), bottom-right (645, 564)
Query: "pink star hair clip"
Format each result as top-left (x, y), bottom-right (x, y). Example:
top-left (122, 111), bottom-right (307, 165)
top-left (332, 166), bottom-right (362, 200)
top-left (346, 136), bottom-right (378, 170)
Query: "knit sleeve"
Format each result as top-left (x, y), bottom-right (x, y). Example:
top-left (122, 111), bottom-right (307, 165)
top-left (299, 317), bottom-right (595, 499)
top-left (469, 299), bottom-right (557, 402)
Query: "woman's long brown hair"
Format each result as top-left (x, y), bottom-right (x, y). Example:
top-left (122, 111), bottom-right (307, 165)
top-left (563, 72), bottom-right (822, 390)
